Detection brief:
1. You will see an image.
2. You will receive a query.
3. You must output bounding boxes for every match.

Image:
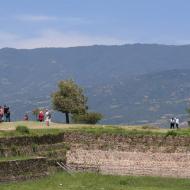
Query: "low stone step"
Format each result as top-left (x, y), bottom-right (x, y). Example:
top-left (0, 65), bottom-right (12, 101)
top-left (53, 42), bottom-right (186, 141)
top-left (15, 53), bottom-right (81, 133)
top-left (0, 157), bottom-right (48, 182)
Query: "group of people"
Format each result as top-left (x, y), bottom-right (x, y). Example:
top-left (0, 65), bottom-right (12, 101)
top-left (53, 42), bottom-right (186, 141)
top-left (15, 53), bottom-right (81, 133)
top-left (24, 109), bottom-right (51, 126)
top-left (39, 109), bottom-right (51, 126)
top-left (0, 105), bottom-right (10, 122)
top-left (170, 117), bottom-right (179, 129)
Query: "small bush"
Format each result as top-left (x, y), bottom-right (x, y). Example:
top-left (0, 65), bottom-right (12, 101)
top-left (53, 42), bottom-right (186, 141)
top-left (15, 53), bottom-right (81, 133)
top-left (16, 125), bottom-right (30, 134)
top-left (165, 130), bottom-right (177, 137)
top-left (72, 112), bottom-right (103, 124)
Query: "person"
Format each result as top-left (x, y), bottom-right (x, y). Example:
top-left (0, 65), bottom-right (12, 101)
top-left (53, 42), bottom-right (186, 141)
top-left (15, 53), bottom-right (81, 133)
top-left (23, 113), bottom-right (29, 121)
top-left (0, 106), bottom-right (4, 122)
top-left (170, 118), bottom-right (175, 129)
top-left (6, 109), bottom-right (10, 122)
top-left (45, 109), bottom-right (51, 126)
top-left (175, 118), bottom-right (179, 129)
top-left (4, 105), bottom-right (10, 122)
top-left (38, 111), bottom-right (44, 122)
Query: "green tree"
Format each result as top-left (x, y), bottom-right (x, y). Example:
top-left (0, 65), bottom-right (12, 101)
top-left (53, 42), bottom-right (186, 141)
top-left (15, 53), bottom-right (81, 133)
top-left (72, 112), bottom-right (103, 124)
top-left (32, 108), bottom-right (40, 121)
top-left (51, 80), bottom-right (87, 123)
top-left (187, 108), bottom-right (190, 126)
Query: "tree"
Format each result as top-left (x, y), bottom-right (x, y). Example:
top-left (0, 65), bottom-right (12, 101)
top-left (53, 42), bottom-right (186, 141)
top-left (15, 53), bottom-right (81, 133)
top-left (32, 108), bottom-right (40, 121)
top-left (187, 108), bottom-right (190, 126)
top-left (51, 80), bottom-right (87, 123)
top-left (72, 112), bottom-right (103, 124)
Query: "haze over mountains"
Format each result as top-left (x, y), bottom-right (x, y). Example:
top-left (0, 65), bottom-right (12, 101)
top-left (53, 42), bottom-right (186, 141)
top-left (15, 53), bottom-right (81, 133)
top-left (0, 44), bottom-right (190, 126)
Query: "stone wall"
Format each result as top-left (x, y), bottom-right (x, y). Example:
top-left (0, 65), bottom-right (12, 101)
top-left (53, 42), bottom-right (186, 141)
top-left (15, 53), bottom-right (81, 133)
top-left (64, 132), bottom-right (190, 178)
top-left (0, 157), bottom-right (48, 182)
top-left (2, 132), bottom-right (190, 179)
top-left (63, 132), bottom-right (190, 153)
top-left (67, 149), bottom-right (190, 178)
top-left (0, 142), bottom-right (67, 158)
top-left (0, 133), bottom-right (65, 147)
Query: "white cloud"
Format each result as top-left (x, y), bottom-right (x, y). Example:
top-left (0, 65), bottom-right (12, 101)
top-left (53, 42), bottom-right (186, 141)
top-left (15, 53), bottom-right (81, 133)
top-left (15, 14), bottom-right (89, 25)
top-left (16, 15), bottom-right (58, 22)
top-left (0, 29), bottom-right (124, 49)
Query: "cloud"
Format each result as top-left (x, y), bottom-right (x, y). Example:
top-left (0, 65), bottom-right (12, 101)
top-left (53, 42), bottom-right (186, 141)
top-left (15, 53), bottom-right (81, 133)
top-left (1, 29), bottom-right (189, 49)
top-left (62, 17), bottom-right (90, 25)
top-left (15, 15), bottom-right (58, 22)
top-left (15, 14), bottom-right (89, 25)
top-left (0, 29), bottom-right (124, 49)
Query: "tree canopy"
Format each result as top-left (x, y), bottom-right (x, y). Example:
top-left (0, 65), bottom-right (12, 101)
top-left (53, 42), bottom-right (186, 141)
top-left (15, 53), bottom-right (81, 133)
top-left (51, 80), bottom-right (87, 123)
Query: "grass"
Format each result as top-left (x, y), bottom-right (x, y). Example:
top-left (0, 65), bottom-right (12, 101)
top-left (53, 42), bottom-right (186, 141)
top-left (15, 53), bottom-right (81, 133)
top-left (0, 156), bottom-right (34, 162)
top-left (0, 128), bottom-right (64, 138)
top-left (0, 121), bottom-right (190, 138)
top-left (1, 171), bottom-right (190, 190)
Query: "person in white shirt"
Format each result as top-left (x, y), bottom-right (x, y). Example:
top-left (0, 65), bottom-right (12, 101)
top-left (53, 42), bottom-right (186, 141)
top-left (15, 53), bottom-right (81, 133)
top-left (175, 118), bottom-right (179, 129)
top-left (45, 109), bottom-right (51, 126)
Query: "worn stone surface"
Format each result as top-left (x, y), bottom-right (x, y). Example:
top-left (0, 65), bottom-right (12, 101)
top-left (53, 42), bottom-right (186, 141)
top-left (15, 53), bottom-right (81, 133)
top-left (0, 157), bottom-right (48, 182)
top-left (63, 132), bottom-right (190, 152)
top-left (0, 142), bottom-right (67, 158)
top-left (67, 149), bottom-right (190, 178)
top-left (64, 132), bottom-right (190, 178)
top-left (0, 133), bottom-right (65, 147)
top-left (2, 132), bottom-right (190, 179)
top-left (2, 132), bottom-right (190, 153)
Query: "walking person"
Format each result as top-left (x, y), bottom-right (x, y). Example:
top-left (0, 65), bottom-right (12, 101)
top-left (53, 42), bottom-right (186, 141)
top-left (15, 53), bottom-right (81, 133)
top-left (175, 118), bottom-right (179, 129)
top-left (45, 109), bottom-right (51, 126)
top-left (170, 118), bottom-right (175, 129)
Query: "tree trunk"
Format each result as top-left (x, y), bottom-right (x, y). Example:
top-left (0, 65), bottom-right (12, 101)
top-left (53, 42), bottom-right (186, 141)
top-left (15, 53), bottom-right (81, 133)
top-left (65, 112), bottom-right (70, 124)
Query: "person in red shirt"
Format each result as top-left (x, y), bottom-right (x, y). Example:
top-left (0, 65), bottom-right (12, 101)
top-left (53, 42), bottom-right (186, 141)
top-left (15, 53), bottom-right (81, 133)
top-left (38, 111), bottom-right (44, 122)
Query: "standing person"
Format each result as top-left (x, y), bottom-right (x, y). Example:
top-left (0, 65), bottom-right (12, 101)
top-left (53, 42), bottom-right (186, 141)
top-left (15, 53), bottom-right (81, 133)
top-left (4, 105), bottom-right (10, 122)
top-left (23, 113), bottom-right (29, 121)
top-left (38, 111), bottom-right (44, 122)
top-left (3, 105), bottom-right (9, 122)
top-left (5, 109), bottom-right (10, 122)
top-left (170, 118), bottom-right (175, 129)
top-left (0, 106), bottom-right (4, 123)
top-left (45, 109), bottom-right (51, 126)
top-left (175, 118), bottom-right (179, 129)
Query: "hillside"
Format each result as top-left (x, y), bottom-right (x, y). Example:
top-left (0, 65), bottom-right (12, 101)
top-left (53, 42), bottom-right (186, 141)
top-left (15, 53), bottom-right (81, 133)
top-left (0, 44), bottom-right (190, 125)
top-left (1, 122), bottom-right (190, 184)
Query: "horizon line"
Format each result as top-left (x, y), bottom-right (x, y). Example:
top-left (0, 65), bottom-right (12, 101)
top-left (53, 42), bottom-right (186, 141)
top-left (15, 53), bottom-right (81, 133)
top-left (1, 43), bottom-right (190, 50)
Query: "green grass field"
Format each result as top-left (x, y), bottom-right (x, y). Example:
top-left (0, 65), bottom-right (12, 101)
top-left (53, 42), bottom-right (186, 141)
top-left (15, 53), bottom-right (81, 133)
top-left (1, 172), bottom-right (190, 190)
top-left (0, 121), bottom-right (190, 137)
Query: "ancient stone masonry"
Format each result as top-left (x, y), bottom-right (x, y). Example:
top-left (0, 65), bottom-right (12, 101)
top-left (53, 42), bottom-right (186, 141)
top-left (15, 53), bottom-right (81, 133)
top-left (67, 149), bottom-right (190, 178)
top-left (63, 132), bottom-right (190, 151)
top-left (1, 132), bottom-right (190, 181)
top-left (63, 132), bottom-right (190, 178)
top-left (0, 133), bottom-right (65, 147)
top-left (0, 134), bottom-right (67, 182)
top-left (0, 157), bottom-right (48, 182)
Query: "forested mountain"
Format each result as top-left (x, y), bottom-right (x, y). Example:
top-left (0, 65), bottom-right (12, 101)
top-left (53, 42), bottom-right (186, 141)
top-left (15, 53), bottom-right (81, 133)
top-left (0, 44), bottom-right (190, 126)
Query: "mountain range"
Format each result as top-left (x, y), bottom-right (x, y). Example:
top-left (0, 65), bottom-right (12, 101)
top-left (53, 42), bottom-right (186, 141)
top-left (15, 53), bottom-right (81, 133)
top-left (0, 44), bottom-right (190, 126)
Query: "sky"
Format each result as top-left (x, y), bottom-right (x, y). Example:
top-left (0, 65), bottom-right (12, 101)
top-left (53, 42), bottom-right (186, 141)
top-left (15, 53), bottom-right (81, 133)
top-left (0, 0), bottom-right (190, 49)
